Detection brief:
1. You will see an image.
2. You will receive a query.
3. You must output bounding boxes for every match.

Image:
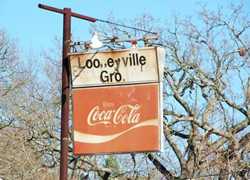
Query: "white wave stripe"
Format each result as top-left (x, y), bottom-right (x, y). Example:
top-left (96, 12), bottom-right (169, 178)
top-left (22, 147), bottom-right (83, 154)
top-left (74, 119), bottom-right (158, 144)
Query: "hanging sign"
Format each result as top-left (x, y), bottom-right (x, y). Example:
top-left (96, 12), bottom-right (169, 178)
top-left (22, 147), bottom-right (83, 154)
top-left (70, 47), bottom-right (165, 87)
top-left (70, 47), bottom-right (165, 155)
top-left (72, 83), bottom-right (162, 154)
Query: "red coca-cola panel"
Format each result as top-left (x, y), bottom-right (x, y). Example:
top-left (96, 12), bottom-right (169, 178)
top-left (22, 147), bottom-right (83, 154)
top-left (72, 83), bottom-right (161, 154)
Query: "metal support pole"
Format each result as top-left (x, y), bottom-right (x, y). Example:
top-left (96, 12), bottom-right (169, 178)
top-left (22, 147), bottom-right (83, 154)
top-left (60, 8), bottom-right (71, 180)
top-left (38, 4), bottom-right (96, 180)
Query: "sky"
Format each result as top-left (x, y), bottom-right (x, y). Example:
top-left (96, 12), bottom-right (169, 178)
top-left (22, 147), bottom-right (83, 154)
top-left (0, 0), bottom-right (249, 55)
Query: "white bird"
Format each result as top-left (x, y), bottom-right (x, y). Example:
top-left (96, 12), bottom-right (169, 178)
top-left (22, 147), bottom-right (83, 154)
top-left (90, 32), bottom-right (103, 49)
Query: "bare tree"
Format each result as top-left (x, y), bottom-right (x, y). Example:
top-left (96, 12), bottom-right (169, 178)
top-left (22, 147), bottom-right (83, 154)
top-left (155, 3), bottom-right (250, 179)
top-left (1, 2), bottom-right (250, 180)
top-left (0, 30), bottom-right (58, 179)
top-left (0, 29), bottom-right (21, 129)
top-left (91, 3), bottom-right (250, 179)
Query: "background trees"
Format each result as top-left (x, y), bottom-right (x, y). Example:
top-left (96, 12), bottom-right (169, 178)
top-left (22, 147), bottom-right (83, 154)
top-left (0, 2), bottom-right (250, 179)
top-left (159, 3), bottom-right (250, 178)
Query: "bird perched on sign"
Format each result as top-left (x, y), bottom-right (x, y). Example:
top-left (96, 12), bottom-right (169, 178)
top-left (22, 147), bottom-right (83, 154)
top-left (90, 32), bottom-right (103, 49)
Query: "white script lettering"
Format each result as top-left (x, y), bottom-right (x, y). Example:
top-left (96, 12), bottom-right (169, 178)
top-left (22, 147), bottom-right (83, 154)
top-left (87, 104), bottom-right (141, 126)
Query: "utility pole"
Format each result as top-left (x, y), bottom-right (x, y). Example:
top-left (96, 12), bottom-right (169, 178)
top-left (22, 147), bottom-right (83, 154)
top-left (38, 4), bottom-right (96, 180)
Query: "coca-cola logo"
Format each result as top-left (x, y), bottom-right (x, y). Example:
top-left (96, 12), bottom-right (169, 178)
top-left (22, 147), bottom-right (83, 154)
top-left (87, 104), bottom-right (141, 126)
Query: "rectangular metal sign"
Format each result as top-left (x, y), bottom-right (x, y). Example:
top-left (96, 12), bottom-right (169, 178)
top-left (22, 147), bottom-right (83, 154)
top-left (72, 83), bottom-right (162, 154)
top-left (70, 47), bottom-right (164, 88)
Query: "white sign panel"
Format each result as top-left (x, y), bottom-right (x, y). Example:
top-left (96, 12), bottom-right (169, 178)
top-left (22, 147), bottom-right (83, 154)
top-left (70, 47), bottom-right (165, 88)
